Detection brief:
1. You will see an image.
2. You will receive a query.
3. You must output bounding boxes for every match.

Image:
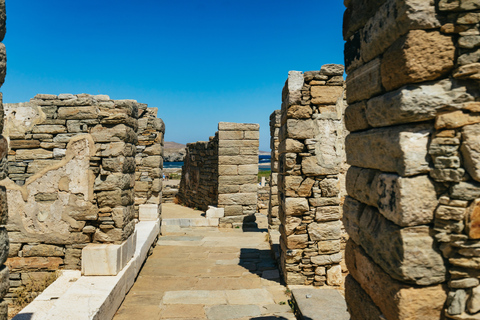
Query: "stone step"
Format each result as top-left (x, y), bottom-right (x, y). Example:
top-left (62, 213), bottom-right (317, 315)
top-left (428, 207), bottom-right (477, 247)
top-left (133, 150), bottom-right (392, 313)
top-left (290, 287), bottom-right (350, 320)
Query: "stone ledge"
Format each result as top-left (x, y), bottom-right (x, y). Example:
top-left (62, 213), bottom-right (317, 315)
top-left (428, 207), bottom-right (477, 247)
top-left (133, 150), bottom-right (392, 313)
top-left (13, 219), bottom-right (160, 320)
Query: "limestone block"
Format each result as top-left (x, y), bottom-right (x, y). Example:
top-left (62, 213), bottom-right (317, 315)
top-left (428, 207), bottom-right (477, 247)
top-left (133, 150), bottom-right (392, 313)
top-left (237, 164), bottom-right (258, 175)
top-left (284, 198), bottom-right (309, 216)
top-left (320, 64), bottom-right (344, 76)
top-left (82, 244), bottom-right (122, 276)
top-left (279, 139), bottom-right (304, 154)
top-left (286, 234), bottom-right (308, 249)
top-left (311, 252), bottom-right (342, 266)
top-left (6, 257), bottom-right (63, 272)
top-left (218, 175), bottom-right (257, 185)
top-left (218, 139), bottom-right (259, 148)
top-left (344, 101), bottom-right (370, 132)
top-left (139, 204), bottom-right (158, 221)
top-left (57, 106), bottom-right (98, 120)
top-left (218, 193), bottom-right (257, 206)
top-left (366, 80), bottom-right (472, 128)
top-left (218, 130), bottom-right (244, 140)
top-left (91, 124), bottom-right (137, 144)
top-left (381, 30), bottom-right (455, 91)
top-left (9, 140), bottom-right (41, 149)
top-left (346, 58), bottom-right (382, 104)
top-left (450, 181), bottom-right (480, 200)
top-left (461, 124), bottom-right (480, 182)
top-left (15, 149), bottom-right (53, 160)
top-left (22, 244), bottom-right (64, 257)
top-left (344, 275), bottom-right (384, 320)
top-left (327, 265), bottom-right (343, 286)
top-left (315, 207), bottom-right (341, 222)
top-left (287, 105), bottom-right (312, 119)
top-left (218, 155), bottom-right (257, 166)
top-left (345, 123), bottom-right (431, 176)
top-left (94, 173), bottom-right (133, 191)
top-left (343, 197), bottom-right (446, 285)
top-left (308, 221), bottom-right (342, 241)
top-left (345, 240), bottom-right (447, 320)
top-left (219, 165), bottom-right (237, 175)
top-left (285, 119), bottom-right (315, 139)
top-left (206, 206), bottom-right (224, 218)
top-left (283, 71), bottom-right (304, 105)
top-left (466, 200), bottom-right (480, 239)
top-left (318, 240), bottom-right (341, 254)
top-left (218, 122), bottom-right (259, 131)
top-left (311, 86), bottom-right (344, 105)
top-left (344, 0), bottom-right (440, 71)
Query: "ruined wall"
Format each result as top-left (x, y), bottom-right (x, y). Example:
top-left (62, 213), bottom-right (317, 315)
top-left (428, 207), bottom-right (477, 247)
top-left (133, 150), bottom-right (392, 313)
top-left (217, 122), bottom-right (259, 227)
top-left (1, 94), bottom-right (163, 304)
top-left (343, 1), bottom-right (480, 319)
top-left (278, 66), bottom-right (346, 286)
top-left (177, 134), bottom-right (219, 210)
top-left (0, 1), bottom-right (8, 317)
top-left (177, 122), bottom-right (259, 227)
top-left (135, 106), bottom-right (165, 219)
top-left (257, 185), bottom-right (269, 215)
top-left (268, 110), bottom-right (281, 230)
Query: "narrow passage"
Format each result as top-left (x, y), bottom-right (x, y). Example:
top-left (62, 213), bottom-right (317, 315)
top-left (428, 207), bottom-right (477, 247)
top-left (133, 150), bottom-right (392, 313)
top-left (114, 203), bottom-right (295, 320)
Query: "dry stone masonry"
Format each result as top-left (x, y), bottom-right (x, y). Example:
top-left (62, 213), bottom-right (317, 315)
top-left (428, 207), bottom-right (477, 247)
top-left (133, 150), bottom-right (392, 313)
top-left (277, 65), bottom-right (347, 287)
top-left (268, 110), bottom-right (281, 230)
top-left (343, 1), bottom-right (480, 319)
top-left (177, 122), bottom-right (259, 227)
top-left (1, 94), bottom-right (164, 306)
top-left (0, 1), bottom-right (8, 318)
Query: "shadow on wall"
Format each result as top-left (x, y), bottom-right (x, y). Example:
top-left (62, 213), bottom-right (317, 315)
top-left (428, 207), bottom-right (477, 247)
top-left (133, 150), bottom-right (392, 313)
top-left (238, 248), bottom-right (282, 285)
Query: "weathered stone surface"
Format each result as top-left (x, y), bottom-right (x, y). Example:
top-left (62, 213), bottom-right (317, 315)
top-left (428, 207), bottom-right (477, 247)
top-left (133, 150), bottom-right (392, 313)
top-left (286, 234), bottom-right (308, 249)
top-left (315, 207), bottom-right (341, 222)
top-left (468, 285), bottom-right (480, 314)
top-left (22, 244), bottom-right (64, 257)
top-left (279, 138), bottom-right (304, 154)
top-left (311, 86), bottom-right (344, 105)
top-left (451, 181), bottom-right (480, 200)
top-left (461, 124), bottom-right (480, 182)
top-left (320, 64), bottom-right (344, 76)
top-left (15, 148), bottom-right (53, 160)
top-left (345, 240), bottom-right (447, 320)
top-left (345, 275), bottom-right (384, 320)
top-left (466, 199), bottom-right (480, 240)
top-left (308, 221), bottom-right (342, 241)
top-left (366, 80), bottom-right (472, 128)
top-left (344, 101), bottom-right (370, 132)
top-left (285, 119), bottom-right (315, 139)
top-left (381, 30), bottom-right (455, 91)
top-left (284, 198), bottom-right (309, 216)
top-left (346, 58), bottom-right (382, 104)
top-left (345, 124), bottom-right (431, 176)
top-left (343, 197), bottom-right (446, 285)
top-left (311, 252), bottom-right (342, 266)
top-left (287, 105), bottom-right (312, 119)
top-left (5, 257), bottom-right (63, 271)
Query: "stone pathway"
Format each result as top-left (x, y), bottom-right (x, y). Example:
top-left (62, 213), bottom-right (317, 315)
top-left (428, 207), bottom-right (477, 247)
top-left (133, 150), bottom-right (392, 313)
top-left (113, 203), bottom-right (295, 320)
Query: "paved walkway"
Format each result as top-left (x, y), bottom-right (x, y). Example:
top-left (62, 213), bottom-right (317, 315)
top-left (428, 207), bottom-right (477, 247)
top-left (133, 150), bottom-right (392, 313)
top-left (113, 203), bottom-right (295, 320)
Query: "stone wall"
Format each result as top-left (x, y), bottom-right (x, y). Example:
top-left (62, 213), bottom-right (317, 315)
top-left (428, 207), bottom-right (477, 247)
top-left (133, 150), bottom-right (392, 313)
top-left (0, 1), bottom-right (8, 317)
top-left (1, 94), bottom-right (164, 305)
top-left (278, 66), bottom-right (347, 286)
top-left (257, 184), bottom-right (269, 215)
top-left (268, 110), bottom-right (281, 230)
top-left (135, 105), bottom-right (165, 219)
top-left (177, 134), bottom-right (219, 210)
top-left (343, 1), bottom-right (480, 319)
top-left (177, 122), bottom-right (259, 227)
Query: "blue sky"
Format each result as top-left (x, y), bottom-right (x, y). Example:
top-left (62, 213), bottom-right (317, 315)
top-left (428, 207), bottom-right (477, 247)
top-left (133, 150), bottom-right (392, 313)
top-left (3, 1), bottom-right (345, 151)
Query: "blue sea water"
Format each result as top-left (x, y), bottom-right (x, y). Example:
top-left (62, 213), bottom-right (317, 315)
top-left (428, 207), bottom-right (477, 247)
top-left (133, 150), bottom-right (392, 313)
top-left (164, 155), bottom-right (271, 171)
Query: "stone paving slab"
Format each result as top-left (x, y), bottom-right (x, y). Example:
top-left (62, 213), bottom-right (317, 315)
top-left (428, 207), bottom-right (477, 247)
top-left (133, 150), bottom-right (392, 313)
top-left (113, 204), bottom-right (296, 320)
top-left (291, 287), bottom-right (350, 320)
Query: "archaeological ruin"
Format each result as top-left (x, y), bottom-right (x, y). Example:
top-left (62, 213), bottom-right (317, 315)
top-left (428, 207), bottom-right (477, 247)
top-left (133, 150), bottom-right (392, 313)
top-left (274, 65), bottom-right (349, 287)
top-left (177, 122), bottom-right (259, 228)
top-left (0, 1), bottom-right (7, 318)
top-left (2, 94), bottom-right (164, 307)
top-left (343, 0), bottom-right (480, 319)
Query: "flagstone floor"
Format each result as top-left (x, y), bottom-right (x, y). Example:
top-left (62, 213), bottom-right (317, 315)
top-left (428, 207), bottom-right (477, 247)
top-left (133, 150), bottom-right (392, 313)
top-left (113, 203), bottom-right (296, 320)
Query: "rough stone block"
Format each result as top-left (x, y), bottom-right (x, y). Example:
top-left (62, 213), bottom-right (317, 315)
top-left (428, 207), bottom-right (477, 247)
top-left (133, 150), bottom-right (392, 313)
top-left (346, 58), bottom-right (382, 104)
top-left (461, 123), bottom-right (480, 182)
top-left (311, 86), bottom-right (344, 105)
top-left (344, 101), bottom-right (370, 132)
top-left (311, 252), bottom-right (342, 266)
top-left (381, 30), bottom-right (455, 91)
top-left (345, 240), bottom-right (446, 320)
top-left (22, 244), bottom-right (64, 257)
top-left (343, 197), bottom-right (446, 285)
top-left (308, 221), bottom-right (342, 241)
top-left (345, 123), bottom-right (431, 176)
top-left (218, 122), bottom-right (259, 131)
top-left (218, 193), bottom-right (257, 206)
top-left (285, 119), bottom-right (315, 139)
top-left (57, 106), bottom-right (99, 120)
top-left (366, 80), bottom-right (472, 128)
top-left (345, 275), bottom-right (384, 320)
top-left (284, 198), bottom-right (309, 216)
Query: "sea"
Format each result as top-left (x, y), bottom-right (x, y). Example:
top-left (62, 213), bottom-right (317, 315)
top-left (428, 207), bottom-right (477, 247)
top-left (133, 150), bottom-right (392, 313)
top-left (164, 155), bottom-right (271, 171)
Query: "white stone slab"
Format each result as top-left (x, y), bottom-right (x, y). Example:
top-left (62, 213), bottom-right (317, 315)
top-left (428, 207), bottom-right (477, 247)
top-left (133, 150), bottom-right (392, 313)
top-left (206, 206), bottom-right (225, 218)
top-left (82, 244), bottom-right (122, 276)
top-left (13, 220), bottom-right (160, 320)
top-left (139, 204), bottom-right (159, 221)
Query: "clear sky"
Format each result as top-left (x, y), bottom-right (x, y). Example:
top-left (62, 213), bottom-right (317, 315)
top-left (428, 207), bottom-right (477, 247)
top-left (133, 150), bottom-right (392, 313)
top-left (2, 0), bottom-right (345, 151)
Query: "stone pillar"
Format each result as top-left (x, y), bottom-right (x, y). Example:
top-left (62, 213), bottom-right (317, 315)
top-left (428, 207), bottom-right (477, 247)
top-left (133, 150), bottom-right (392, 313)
top-left (278, 66), bottom-right (346, 286)
top-left (177, 134), bottom-right (219, 210)
top-left (342, 1), bottom-right (480, 318)
top-left (268, 110), bottom-right (281, 230)
top-left (217, 122), bottom-right (259, 228)
top-left (135, 105), bottom-right (165, 221)
top-left (0, 1), bottom-right (7, 317)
